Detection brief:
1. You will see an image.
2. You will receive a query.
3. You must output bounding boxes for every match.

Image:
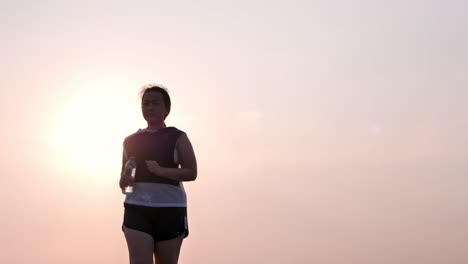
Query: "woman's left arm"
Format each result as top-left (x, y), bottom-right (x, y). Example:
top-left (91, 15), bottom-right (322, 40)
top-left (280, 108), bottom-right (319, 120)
top-left (145, 133), bottom-right (198, 182)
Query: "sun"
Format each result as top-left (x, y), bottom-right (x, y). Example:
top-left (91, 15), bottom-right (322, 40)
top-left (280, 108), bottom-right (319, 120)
top-left (49, 87), bottom-right (141, 186)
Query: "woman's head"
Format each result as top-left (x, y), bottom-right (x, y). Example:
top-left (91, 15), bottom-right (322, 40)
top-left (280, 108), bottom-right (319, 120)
top-left (140, 84), bottom-right (171, 123)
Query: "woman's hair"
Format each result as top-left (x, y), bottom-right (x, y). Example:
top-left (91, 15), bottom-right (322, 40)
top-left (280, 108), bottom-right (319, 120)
top-left (139, 84), bottom-right (171, 118)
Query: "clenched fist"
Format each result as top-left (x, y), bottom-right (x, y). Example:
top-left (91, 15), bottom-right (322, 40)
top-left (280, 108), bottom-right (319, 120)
top-left (145, 160), bottom-right (162, 176)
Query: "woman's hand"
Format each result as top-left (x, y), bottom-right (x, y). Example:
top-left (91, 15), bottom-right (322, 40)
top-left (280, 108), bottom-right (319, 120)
top-left (119, 171), bottom-right (134, 191)
top-left (145, 160), bottom-right (162, 176)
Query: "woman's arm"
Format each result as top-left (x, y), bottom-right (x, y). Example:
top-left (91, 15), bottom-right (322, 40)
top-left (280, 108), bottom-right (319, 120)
top-left (119, 147), bottom-right (134, 189)
top-left (145, 132), bottom-right (198, 182)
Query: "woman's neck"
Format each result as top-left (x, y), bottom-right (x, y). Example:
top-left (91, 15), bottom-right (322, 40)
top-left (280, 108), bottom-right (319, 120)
top-left (146, 122), bottom-right (166, 130)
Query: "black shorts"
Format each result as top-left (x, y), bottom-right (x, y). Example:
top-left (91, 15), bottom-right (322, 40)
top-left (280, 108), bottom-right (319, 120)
top-left (122, 203), bottom-right (189, 242)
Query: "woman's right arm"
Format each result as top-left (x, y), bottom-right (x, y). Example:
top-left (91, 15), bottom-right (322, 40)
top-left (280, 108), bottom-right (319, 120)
top-left (119, 147), bottom-right (133, 189)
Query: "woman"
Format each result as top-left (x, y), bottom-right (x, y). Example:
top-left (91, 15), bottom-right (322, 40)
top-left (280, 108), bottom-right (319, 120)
top-left (119, 85), bottom-right (197, 264)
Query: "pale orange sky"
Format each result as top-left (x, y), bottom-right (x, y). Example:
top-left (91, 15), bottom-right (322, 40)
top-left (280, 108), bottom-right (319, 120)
top-left (1, 1), bottom-right (467, 263)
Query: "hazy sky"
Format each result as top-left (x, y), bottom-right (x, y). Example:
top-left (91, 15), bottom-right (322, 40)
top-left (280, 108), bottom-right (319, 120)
top-left (1, 1), bottom-right (467, 263)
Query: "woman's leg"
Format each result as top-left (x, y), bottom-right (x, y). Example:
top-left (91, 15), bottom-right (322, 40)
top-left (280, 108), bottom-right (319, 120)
top-left (123, 225), bottom-right (155, 264)
top-left (153, 233), bottom-right (184, 264)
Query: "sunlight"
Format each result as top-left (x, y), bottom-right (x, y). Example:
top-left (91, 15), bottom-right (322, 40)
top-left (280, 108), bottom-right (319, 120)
top-left (48, 81), bottom-right (141, 187)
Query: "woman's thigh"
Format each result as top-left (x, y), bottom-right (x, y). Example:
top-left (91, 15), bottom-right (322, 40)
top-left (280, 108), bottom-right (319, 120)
top-left (123, 226), bottom-right (154, 264)
top-left (154, 233), bottom-right (184, 264)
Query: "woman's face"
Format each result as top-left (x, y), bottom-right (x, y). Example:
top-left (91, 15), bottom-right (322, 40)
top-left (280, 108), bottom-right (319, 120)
top-left (141, 91), bottom-right (168, 123)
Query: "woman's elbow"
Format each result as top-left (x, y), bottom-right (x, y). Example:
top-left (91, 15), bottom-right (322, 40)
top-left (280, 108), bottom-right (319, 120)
top-left (188, 170), bottom-right (197, 181)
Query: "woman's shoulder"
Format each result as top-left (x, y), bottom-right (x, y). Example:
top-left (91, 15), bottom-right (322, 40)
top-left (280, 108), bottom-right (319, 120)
top-left (123, 129), bottom-right (145, 142)
top-left (124, 127), bottom-right (186, 142)
top-left (164, 126), bottom-right (187, 139)
top-left (165, 126), bottom-right (185, 133)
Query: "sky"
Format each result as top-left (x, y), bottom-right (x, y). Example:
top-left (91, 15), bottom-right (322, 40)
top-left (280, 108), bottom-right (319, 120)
top-left (1, 0), bottom-right (467, 263)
